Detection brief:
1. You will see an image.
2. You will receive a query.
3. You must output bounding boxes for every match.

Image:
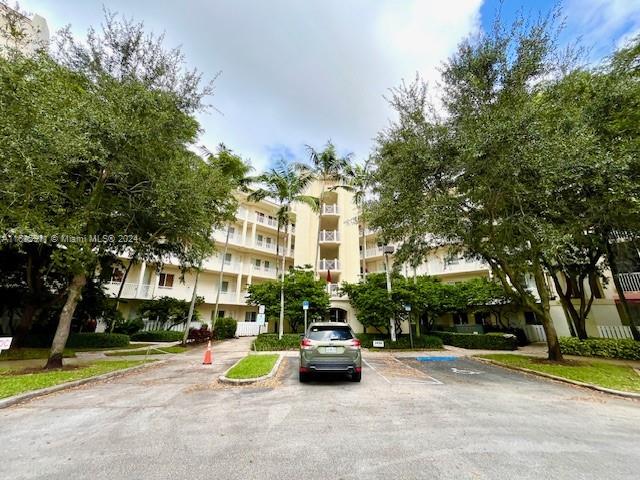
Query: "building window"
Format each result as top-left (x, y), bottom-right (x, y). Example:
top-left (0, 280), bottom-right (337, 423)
top-left (256, 212), bottom-right (265, 222)
top-left (452, 312), bottom-right (468, 325)
top-left (211, 310), bottom-right (225, 321)
top-left (221, 281), bottom-right (229, 293)
top-left (264, 260), bottom-right (270, 270)
top-left (254, 259), bottom-right (261, 268)
top-left (111, 267), bottom-right (124, 283)
top-left (524, 311), bottom-right (539, 325)
top-left (224, 253), bottom-right (232, 265)
top-left (158, 273), bottom-right (174, 288)
top-left (245, 311), bottom-right (257, 322)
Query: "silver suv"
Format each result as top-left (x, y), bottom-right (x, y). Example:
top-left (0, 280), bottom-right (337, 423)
top-left (299, 322), bottom-right (362, 382)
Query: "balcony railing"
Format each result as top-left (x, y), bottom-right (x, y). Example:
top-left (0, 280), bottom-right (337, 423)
top-left (365, 246), bottom-right (384, 257)
top-left (256, 215), bottom-right (278, 228)
top-left (327, 283), bottom-right (344, 298)
top-left (254, 238), bottom-right (277, 251)
top-left (319, 230), bottom-right (340, 242)
top-left (319, 259), bottom-right (340, 270)
top-left (106, 281), bottom-right (153, 299)
top-left (619, 272), bottom-right (640, 292)
top-left (359, 226), bottom-right (378, 236)
top-left (321, 204), bottom-right (339, 215)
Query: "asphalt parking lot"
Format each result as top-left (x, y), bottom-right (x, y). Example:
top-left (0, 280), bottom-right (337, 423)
top-left (1, 342), bottom-right (639, 480)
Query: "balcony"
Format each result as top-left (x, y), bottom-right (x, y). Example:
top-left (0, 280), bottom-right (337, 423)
top-left (619, 272), bottom-right (640, 292)
top-left (319, 259), bottom-right (340, 271)
top-left (321, 204), bottom-right (339, 215)
top-left (212, 229), bottom-right (244, 246)
top-left (364, 245), bottom-right (384, 258)
top-left (319, 230), bottom-right (340, 242)
top-left (359, 226), bottom-right (378, 236)
top-left (104, 281), bottom-right (153, 300)
top-left (251, 264), bottom-right (278, 279)
top-left (256, 214), bottom-right (278, 228)
top-left (235, 207), bottom-right (248, 220)
top-left (327, 283), bottom-right (345, 298)
top-left (254, 238), bottom-right (277, 252)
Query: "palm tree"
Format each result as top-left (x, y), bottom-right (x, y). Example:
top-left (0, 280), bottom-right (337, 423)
top-left (330, 158), bottom-right (372, 281)
top-left (201, 144), bottom-right (252, 327)
top-left (249, 163), bottom-right (318, 339)
top-left (301, 141), bottom-right (353, 278)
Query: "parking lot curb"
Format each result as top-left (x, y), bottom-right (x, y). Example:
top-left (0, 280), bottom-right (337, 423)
top-left (472, 357), bottom-right (640, 400)
top-left (219, 354), bottom-right (283, 385)
top-left (0, 360), bottom-right (164, 409)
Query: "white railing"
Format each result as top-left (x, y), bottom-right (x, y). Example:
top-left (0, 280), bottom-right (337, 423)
top-left (321, 204), bottom-right (339, 215)
top-left (213, 230), bottom-right (244, 245)
top-left (598, 325), bottom-right (634, 339)
top-left (359, 227), bottom-right (377, 236)
top-left (319, 230), bottom-right (340, 242)
top-left (252, 265), bottom-right (277, 278)
top-left (319, 259), bottom-right (340, 270)
top-left (328, 283), bottom-right (343, 297)
top-left (256, 214), bottom-right (278, 228)
top-left (254, 238), bottom-right (277, 251)
top-left (277, 246), bottom-right (294, 257)
top-left (365, 246), bottom-right (384, 257)
top-left (105, 281), bottom-right (152, 299)
top-left (525, 325), bottom-right (547, 343)
top-left (618, 273), bottom-right (640, 292)
top-left (235, 322), bottom-right (269, 337)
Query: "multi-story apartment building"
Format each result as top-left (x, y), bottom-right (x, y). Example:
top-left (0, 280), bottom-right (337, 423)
top-left (107, 179), bottom-right (638, 340)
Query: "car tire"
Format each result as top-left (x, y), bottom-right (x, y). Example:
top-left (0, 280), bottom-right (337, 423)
top-left (351, 371), bottom-right (361, 382)
top-left (299, 371), bottom-right (310, 383)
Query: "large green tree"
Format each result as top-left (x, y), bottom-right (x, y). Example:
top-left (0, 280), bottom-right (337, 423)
top-left (246, 267), bottom-right (330, 333)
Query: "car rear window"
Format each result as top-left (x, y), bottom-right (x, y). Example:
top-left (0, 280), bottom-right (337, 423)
top-left (307, 326), bottom-right (353, 341)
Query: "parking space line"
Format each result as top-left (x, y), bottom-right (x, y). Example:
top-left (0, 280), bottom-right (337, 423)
top-left (362, 358), bottom-right (392, 384)
top-left (390, 356), bottom-right (443, 385)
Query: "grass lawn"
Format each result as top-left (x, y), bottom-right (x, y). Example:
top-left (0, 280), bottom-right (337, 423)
top-left (480, 354), bottom-right (640, 393)
top-left (226, 354), bottom-right (279, 379)
top-left (0, 348), bottom-right (76, 361)
top-left (105, 346), bottom-right (186, 356)
top-left (0, 360), bottom-right (150, 399)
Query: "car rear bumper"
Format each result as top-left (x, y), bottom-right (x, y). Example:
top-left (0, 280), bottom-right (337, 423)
top-left (302, 362), bottom-right (360, 373)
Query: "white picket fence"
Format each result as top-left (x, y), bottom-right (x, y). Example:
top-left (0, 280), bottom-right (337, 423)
top-left (597, 325), bottom-right (634, 339)
top-left (525, 325), bottom-right (547, 343)
top-left (235, 322), bottom-right (268, 337)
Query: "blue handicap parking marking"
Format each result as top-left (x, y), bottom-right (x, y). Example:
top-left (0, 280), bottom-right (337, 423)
top-left (415, 356), bottom-right (457, 362)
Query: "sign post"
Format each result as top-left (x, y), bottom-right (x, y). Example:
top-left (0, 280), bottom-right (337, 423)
top-left (0, 337), bottom-right (13, 353)
top-left (302, 300), bottom-right (309, 333)
top-left (404, 304), bottom-right (413, 349)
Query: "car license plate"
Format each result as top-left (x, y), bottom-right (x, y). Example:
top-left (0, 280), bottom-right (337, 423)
top-left (324, 346), bottom-right (337, 354)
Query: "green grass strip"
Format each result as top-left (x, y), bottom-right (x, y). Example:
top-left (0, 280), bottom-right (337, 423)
top-left (226, 354), bottom-right (279, 379)
top-left (0, 348), bottom-right (76, 361)
top-left (0, 360), bottom-right (149, 399)
top-left (105, 346), bottom-right (186, 356)
top-left (479, 354), bottom-right (640, 393)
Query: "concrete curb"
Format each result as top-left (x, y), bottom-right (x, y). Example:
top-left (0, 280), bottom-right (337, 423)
top-left (219, 354), bottom-right (283, 385)
top-left (0, 360), bottom-right (165, 409)
top-left (472, 357), bottom-right (640, 400)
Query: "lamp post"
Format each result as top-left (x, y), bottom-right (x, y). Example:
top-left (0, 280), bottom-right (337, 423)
top-left (404, 303), bottom-right (413, 349)
top-left (383, 245), bottom-right (396, 342)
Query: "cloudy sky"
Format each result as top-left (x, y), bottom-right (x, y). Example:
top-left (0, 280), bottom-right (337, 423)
top-left (25, 0), bottom-right (640, 171)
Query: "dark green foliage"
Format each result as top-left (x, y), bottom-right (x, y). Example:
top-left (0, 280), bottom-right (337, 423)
top-left (213, 317), bottom-right (237, 339)
top-left (252, 333), bottom-right (301, 351)
top-left (246, 267), bottom-right (330, 333)
top-left (66, 333), bottom-right (130, 349)
top-left (559, 337), bottom-right (640, 360)
top-left (357, 334), bottom-right (442, 350)
top-left (432, 331), bottom-right (518, 350)
top-left (130, 330), bottom-right (184, 342)
top-left (112, 318), bottom-right (145, 336)
top-left (137, 296), bottom-right (203, 330)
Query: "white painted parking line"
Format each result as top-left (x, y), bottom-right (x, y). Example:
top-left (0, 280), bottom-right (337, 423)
top-left (363, 358), bottom-right (443, 385)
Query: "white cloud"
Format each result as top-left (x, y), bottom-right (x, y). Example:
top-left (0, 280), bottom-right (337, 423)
top-left (23, 0), bottom-right (483, 171)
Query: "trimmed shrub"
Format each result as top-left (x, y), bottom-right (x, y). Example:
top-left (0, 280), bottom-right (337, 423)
top-left (66, 333), bottom-right (130, 349)
top-left (213, 317), bottom-right (237, 340)
top-left (112, 318), bottom-right (145, 336)
top-left (559, 337), bottom-right (640, 360)
top-left (483, 325), bottom-right (530, 346)
top-left (188, 324), bottom-right (212, 343)
top-left (432, 331), bottom-right (518, 350)
top-left (253, 333), bottom-right (301, 351)
top-left (130, 330), bottom-right (184, 342)
top-left (357, 334), bottom-right (443, 350)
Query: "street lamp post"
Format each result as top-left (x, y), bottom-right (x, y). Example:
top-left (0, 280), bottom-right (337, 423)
top-left (383, 245), bottom-right (396, 342)
top-left (404, 304), bottom-right (413, 349)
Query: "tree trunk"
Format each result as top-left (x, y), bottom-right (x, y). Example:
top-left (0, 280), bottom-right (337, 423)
top-left (360, 217), bottom-right (367, 281)
top-left (212, 225), bottom-right (231, 330)
top-left (45, 273), bottom-right (87, 369)
top-left (314, 182), bottom-right (326, 278)
top-left (182, 269), bottom-right (200, 346)
top-left (549, 271), bottom-right (588, 340)
top-left (605, 238), bottom-right (640, 340)
top-left (275, 219), bottom-right (282, 278)
top-left (111, 256), bottom-right (136, 332)
top-left (278, 221), bottom-right (289, 340)
top-left (532, 261), bottom-right (563, 361)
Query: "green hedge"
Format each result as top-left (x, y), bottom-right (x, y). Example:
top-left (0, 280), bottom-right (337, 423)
top-left (66, 333), bottom-right (130, 349)
top-left (130, 330), bottom-right (184, 342)
top-left (253, 333), bottom-right (301, 351)
top-left (213, 317), bottom-right (237, 339)
top-left (559, 337), bottom-right (640, 360)
top-left (432, 331), bottom-right (518, 350)
top-left (357, 334), bottom-right (442, 350)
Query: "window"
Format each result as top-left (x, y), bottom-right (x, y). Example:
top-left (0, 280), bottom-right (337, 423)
top-left (254, 259), bottom-right (261, 268)
top-left (524, 311), bottom-right (539, 325)
top-left (158, 273), bottom-right (174, 288)
top-left (111, 267), bottom-right (124, 283)
top-left (452, 312), bottom-right (468, 325)
top-left (224, 253), bottom-right (232, 265)
top-left (245, 311), bottom-right (257, 322)
top-left (228, 226), bottom-right (235, 235)
top-left (256, 212), bottom-right (265, 222)
top-left (264, 261), bottom-right (270, 270)
top-left (474, 312), bottom-right (489, 325)
top-left (211, 310), bottom-right (225, 321)
top-left (307, 325), bottom-right (353, 341)
top-left (221, 281), bottom-right (229, 293)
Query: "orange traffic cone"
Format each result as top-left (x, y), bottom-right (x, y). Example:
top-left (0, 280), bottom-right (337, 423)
top-left (202, 340), bottom-right (212, 365)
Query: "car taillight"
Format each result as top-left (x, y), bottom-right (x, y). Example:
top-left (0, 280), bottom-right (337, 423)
top-left (349, 339), bottom-right (361, 348)
top-left (301, 338), bottom-right (313, 349)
